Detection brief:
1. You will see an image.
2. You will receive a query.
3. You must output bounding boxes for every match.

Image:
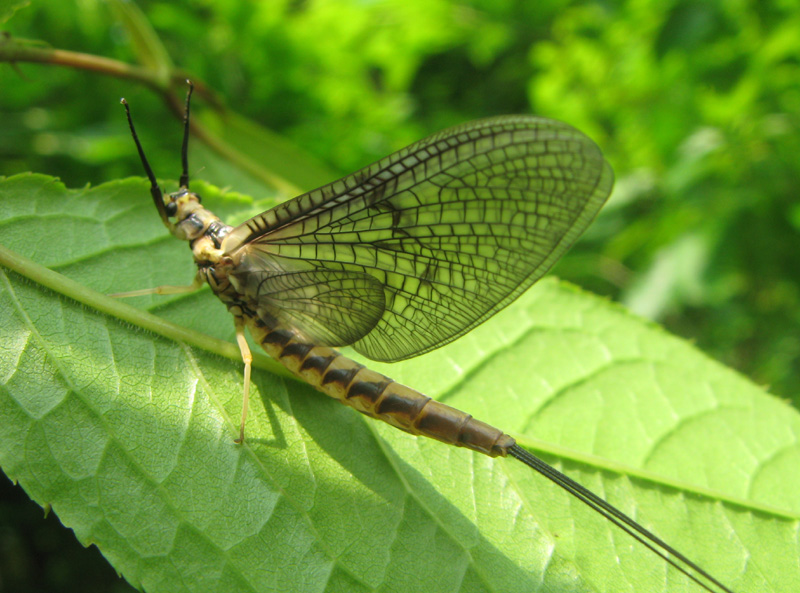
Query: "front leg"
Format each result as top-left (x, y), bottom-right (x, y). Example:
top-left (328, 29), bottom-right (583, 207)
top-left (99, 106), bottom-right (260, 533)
top-left (110, 271), bottom-right (204, 298)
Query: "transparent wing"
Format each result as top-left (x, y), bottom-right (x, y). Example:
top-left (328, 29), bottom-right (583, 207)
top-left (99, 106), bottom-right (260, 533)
top-left (230, 267), bottom-right (386, 347)
top-left (222, 115), bottom-right (614, 362)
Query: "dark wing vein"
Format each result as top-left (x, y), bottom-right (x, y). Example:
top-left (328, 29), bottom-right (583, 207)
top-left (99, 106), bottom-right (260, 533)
top-left (221, 115), bottom-right (614, 361)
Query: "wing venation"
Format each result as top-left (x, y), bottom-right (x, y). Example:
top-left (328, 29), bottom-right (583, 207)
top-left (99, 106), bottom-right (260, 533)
top-left (222, 115), bottom-right (614, 361)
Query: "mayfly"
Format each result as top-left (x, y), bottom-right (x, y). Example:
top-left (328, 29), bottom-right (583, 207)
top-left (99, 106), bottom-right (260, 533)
top-left (118, 83), bottom-right (735, 593)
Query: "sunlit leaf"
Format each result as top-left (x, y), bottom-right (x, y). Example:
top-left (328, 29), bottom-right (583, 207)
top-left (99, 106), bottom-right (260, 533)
top-left (1, 174), bottom-right (797, 592)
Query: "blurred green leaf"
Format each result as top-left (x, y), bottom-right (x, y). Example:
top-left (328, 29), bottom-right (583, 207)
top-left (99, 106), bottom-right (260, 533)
top-left (0, 0), bottom-right (29, 24)
top-left (193, 108), bottom-right (336, 196)
top-left (108, 0), bottom-right (173, 83)
top-left (1, 174), bottom-right (798, 592)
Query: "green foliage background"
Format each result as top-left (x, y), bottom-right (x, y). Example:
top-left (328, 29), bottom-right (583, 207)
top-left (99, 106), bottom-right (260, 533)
top-left (1, 0), bottom-right (799, 591)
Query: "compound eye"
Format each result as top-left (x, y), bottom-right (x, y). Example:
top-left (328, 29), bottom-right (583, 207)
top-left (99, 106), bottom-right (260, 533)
top-left (165, 201), bottom-right (178, 217)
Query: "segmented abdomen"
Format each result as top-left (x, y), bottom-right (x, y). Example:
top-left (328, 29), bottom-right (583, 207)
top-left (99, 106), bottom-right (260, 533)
top-left (246, 316), bottom-right (515, 457)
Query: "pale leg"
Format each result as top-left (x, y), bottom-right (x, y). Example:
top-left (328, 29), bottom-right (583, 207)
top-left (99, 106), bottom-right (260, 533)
top-left (234, 317), bottom-right (253, 443)
top-left (111, 271), bottom-right (204, 298)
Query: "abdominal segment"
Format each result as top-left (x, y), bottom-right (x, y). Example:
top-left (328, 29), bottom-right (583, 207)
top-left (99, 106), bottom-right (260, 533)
top-left (246, 316), bottom-right (515, 457)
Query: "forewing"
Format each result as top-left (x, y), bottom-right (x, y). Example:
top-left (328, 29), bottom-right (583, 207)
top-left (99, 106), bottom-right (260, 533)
top-left (222, 115), bottom-right (614, 361)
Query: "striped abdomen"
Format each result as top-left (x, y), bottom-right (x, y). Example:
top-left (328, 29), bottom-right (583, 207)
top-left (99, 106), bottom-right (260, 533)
top-left (246, 317), bottom-right (515, 458)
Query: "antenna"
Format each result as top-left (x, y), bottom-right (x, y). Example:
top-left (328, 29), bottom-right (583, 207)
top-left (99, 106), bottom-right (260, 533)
top-left (121, 98), bottom-right (171, 229)
top-left (179, 80), bottom-right (194, 189)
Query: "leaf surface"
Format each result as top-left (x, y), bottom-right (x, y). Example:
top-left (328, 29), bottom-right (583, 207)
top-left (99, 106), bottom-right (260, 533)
top-left (0, 174), bottom-right (797, 593)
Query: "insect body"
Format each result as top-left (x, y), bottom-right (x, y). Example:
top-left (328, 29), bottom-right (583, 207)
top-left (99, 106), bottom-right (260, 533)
top-left (119, 84), bottom-right (735, 593)
top-left (148, 184), bottom-right (515, 455)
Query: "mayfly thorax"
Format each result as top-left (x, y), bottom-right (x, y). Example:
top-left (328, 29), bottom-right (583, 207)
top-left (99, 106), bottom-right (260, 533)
top-left (116, 82), bottom-right (736, 593)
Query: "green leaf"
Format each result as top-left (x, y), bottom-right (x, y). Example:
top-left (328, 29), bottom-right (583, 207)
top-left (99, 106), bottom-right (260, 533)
top-left (108, 0), bottom-right (173, 83)
top-left (194, 108), bottom-right (338, 196)
top-left (0, 0), bottom-right (29, 24)
top-left (1, 173), bottom-right (797, 593)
